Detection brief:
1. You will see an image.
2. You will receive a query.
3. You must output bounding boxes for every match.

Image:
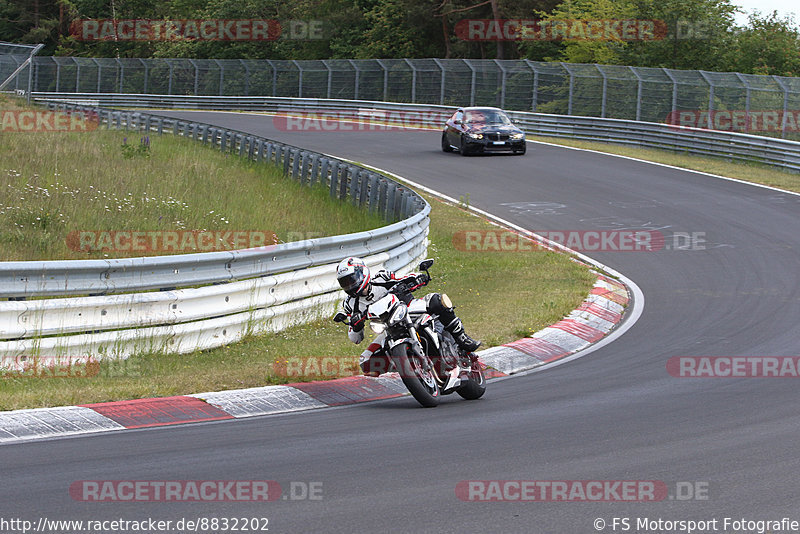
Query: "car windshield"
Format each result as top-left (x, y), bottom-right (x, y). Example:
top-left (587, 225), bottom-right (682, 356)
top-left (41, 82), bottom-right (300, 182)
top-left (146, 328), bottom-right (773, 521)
top-left (464, 110), bottom-right (511, 125)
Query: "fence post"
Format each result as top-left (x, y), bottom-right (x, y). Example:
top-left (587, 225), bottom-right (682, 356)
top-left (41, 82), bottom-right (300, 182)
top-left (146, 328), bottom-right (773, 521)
top-left (494, 59), bottom-right (507, 109)
top-left (433, 58), bottom-right (446, 105)
top-left (377, 59), bottom-right (388, 101)
top-left (663, 68), bottom-right (678, 119)
top-left (465, 59), bottom-right (476, 107)
top-left (699, 71), bottom-right (715, 129)
top-left (525, 60), bottom-right (539, 112)
top-left (773, 76), bottom-right (790, 139)
top-left (404, 59), bottom-right (417, 103)
top-left (323, 59), bottom-right (332, 99)
top-left (293, 60), bottom-right (303, 98)
top-left (631, 66), bottom-right (643, 121)
top-left (735, 72), bottom-right (751, 133)
top-left (597, 65), bottom-right (608, 118)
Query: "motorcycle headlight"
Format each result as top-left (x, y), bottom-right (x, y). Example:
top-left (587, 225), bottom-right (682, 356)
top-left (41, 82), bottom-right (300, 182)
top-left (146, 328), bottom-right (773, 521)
top-left (511, 133), bottom-right (525, 140)
top-left (467, 132), bottom-right (483, 139)
top-left (370, 322), bottom-right (386, 334)
top-left (388, 306), bottom-right (407, 326)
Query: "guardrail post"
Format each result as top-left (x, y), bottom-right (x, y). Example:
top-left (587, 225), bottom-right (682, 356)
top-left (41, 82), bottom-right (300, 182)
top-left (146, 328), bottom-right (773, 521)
top-left (359, 169), bottom-right (369, 206)
top-left (368, 174), bottom-right (379, 213)
top-left (310, 154), bottom-right (320, 186)
top-left (299, 152), bottom-right (309, 184)
top-left (220, 130), bottom-right (227, 151)
top-left (239, 134), bottom-right (246, 156)
top-left (283, 147), bottom-right (292, 175)
top-left (291, 149), bottom-right (301, 179)
top-left (350, 168), bottom-right (360, 205)
top-left (255, 138), bottom-right (263, 160)
top-left (329, 161), bottom-right (340, 198)
top-left (378, 178), bottom-right (388, 216)
top-left (339, 166), bottom-right (350, 200)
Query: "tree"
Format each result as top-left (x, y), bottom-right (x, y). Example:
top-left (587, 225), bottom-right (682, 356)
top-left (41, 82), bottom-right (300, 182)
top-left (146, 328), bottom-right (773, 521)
top-left (726, 11), bottom-right (800, 76)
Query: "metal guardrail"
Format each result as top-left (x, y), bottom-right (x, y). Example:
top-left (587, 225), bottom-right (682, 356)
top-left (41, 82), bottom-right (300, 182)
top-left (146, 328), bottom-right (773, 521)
top-left (33, 93), bottom-right (800, 173)
top-left (0, 101), bottom-right (430, 363)
top-left (2, 101), bottom-right (428, 298)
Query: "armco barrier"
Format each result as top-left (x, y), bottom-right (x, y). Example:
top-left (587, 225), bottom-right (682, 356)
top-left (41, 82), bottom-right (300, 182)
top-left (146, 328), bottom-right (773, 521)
top-left (32, 93), bottom-right (800, 173)
top-left (0, 102), bottom-right (429, 363)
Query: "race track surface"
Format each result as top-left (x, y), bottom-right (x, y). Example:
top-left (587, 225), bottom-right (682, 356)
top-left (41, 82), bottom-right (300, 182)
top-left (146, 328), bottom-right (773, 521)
top-left (2, 111), bottom-right (799, 533)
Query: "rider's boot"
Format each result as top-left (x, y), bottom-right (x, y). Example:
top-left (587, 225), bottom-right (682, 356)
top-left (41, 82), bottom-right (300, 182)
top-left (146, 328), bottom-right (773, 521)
top-left (443, 316), bottom-right (481, 353)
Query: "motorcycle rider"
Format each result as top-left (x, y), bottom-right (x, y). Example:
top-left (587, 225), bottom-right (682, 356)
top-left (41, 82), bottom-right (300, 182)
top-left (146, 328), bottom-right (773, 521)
top-left (335, 256), bottom-right (481, 377)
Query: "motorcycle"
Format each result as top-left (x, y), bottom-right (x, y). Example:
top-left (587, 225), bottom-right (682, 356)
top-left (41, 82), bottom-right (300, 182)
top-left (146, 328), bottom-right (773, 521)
top-left (334, 258), bottom-right (486, 407)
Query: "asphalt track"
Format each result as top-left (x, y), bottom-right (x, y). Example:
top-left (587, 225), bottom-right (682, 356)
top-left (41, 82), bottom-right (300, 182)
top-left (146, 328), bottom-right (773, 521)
top-left (2, 111), bottom-right (799, 533)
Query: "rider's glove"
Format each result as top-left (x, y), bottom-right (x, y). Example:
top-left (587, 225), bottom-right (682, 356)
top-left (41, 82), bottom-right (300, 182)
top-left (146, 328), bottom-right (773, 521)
top-left (350, 311), bottom-right (366, 332)
top-left (416, 273), bottom-right (430, 286)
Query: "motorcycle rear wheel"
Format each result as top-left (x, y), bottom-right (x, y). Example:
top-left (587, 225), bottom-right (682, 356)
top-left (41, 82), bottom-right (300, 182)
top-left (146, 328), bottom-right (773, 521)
top-left (391, 343), bottom-right (440, 408)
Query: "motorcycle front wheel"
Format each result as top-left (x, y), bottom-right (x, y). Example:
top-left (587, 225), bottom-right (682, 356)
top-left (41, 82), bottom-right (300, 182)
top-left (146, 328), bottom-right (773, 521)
top-left (391, 343), bottom-right (440, 407)
top-left (457, 361), bottom-right (486, 400)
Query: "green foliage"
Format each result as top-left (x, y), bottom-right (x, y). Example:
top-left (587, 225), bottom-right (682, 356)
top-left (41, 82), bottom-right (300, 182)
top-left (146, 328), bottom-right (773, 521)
top-left (120, 136), bottom-right (151, 159)
top-left (3, 0), bottom-right (799, 77)
top-left (726, 11), bottom-right (800, 76)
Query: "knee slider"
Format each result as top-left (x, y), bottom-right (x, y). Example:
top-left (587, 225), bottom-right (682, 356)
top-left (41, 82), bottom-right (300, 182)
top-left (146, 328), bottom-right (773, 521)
top-left (427, 292), bottom-right (454, 315)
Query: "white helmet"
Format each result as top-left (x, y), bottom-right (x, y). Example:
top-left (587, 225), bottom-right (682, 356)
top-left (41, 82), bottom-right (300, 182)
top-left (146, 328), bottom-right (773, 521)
top-left (336, 257), bottom-right (371, 297)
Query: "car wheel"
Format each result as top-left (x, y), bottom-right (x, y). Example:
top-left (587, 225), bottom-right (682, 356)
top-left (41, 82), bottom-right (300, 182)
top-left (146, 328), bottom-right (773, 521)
top-left (459, 135), bottom-right (470, 156)
top-left (515, 143), bottom-right (527, 155)
top-left (441, 132), bottom-right (453, 152)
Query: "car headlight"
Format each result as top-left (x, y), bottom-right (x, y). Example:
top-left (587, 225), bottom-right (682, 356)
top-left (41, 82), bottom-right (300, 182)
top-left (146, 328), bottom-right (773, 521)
top-left (511, 133), bottom-right (525, 140)
top-left (370, 322), bottom-right (386, 334)
top-left (467, 132), bottom-right (483, 139)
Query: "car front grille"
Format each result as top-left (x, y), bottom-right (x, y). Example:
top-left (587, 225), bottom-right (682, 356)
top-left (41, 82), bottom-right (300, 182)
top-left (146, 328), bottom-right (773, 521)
top-left (486, 133), bottom-right (510, 141)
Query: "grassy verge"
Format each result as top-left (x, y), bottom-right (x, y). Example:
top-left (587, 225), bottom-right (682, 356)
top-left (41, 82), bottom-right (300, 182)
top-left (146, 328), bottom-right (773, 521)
top-left (0, 95), bottom-right (384, 261)
top-left (527, 135), bottom-right (800, 193)
top-left (0, 192), bottom-right (596, 410)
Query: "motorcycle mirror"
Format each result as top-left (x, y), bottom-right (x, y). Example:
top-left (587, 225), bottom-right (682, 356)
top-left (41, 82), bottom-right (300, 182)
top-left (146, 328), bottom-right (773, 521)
top-left (418, 258), bottom-right (434, 271)
top-left (333, 312), bottom-right (347, 323)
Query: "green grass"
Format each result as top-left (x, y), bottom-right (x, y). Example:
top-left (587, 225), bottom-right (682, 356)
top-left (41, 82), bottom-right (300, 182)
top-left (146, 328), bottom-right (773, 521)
top-left (0, 95), bottom-right (384, 261)
top-left (0, 192), bottom-right (597, 410)
top-left (528, 135), bottom-right (800, 193)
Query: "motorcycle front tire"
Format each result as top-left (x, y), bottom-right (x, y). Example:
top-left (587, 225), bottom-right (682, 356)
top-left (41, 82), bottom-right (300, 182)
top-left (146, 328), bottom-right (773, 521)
top-left (457, 362), bottom-right (487, 400)
top-left (391, 343), bottom-right (440, 408)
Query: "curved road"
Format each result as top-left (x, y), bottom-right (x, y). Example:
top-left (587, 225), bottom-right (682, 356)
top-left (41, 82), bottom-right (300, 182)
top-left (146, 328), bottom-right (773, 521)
top-left (2, 112), bottom-right (799, 533)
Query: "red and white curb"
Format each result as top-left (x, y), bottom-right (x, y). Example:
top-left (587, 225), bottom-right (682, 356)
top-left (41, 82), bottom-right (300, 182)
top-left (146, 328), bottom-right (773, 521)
top-left (0, 273), bottom-right (629, 444)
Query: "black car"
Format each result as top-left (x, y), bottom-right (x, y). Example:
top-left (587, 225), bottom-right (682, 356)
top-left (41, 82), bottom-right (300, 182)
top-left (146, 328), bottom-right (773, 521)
top-left (442, 107), bottom-right (526, 156)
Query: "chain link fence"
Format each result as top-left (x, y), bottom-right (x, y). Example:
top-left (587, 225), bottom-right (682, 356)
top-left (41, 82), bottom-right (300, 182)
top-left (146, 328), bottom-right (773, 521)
top-left (8, 55), bottom-right (800, 139)
top-left (0, 41), bottom-right (44, 101)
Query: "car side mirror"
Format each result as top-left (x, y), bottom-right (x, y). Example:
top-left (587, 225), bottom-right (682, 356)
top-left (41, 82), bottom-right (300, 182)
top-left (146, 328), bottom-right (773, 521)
top-left (333, 312), bottom-right (347, 323)
top-left (419, 258), bottom-right (434, 272)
